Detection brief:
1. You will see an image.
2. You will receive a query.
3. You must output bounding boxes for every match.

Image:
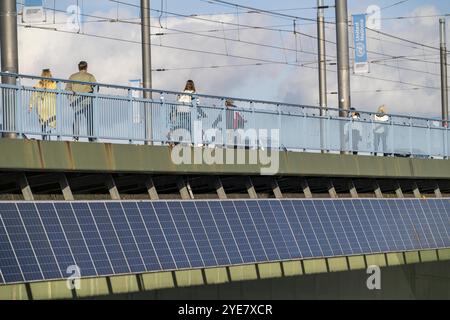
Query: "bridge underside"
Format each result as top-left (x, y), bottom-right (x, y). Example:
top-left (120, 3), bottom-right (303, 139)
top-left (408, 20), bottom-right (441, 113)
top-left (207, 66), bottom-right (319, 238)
top-left (1, 172), bottom-right (450, 201)
top-left (1, 139), bottom-right (450, 300)
top-left (1, 139), bottom-right (450, 200)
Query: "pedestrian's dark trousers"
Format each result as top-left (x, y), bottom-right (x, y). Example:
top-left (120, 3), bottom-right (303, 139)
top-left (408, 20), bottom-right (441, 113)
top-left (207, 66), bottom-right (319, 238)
top-left (72, 96), bottom-right (95, 141)
top-left (352, 130), bottom-right (360, 155)
top-left (39, 118), bottom-right (53, 141)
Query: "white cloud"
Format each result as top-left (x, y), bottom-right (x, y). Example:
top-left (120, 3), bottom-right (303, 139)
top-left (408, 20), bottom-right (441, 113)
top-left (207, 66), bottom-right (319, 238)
top-left (18, 8), bottom-right (281, 97)
top-left (279, 4), bottom-right (446, 118)
top-left (17, 4), bottom-right (446, 118)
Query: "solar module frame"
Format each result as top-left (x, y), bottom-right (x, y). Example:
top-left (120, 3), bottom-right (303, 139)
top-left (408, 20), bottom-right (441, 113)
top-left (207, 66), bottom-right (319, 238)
top-left (0, 198), bottom-right (449, 285)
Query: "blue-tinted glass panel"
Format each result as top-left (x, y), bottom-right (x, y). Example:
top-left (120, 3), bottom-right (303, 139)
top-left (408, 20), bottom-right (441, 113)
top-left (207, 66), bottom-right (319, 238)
top-left (268, 200), bottom-right (301, 259)
top-left (35, 203), bottom-right (77, 280)
top-left (122, 202), bottom-right (161, 271)
top-left (281, 201), bottom-right (311, 258)
top-left (17, 203), bottom-right (61, 280)
top-left (0, 203), bottom-right (23, 283)
top-left (2, 204), bottom-right (43, 282)
top-left (88, 202), bottom-right (130, 274)
top-left (246, 200), bottom-right (280, 261)
top-left (105, 202), bottom-right (146, 273)
top-left (182, 202), bottom-right (217, 267)
top-left (234, 201), bottom-right (267, 262)
top-left (221, 201), bottom-right (255, 263)
top-left (167, 202), bottom-right (204, 268)
top-left (304, 201), bottom-right (333, 257)
top-left (209, 201), bottom-right (243, 265)
top-left (315, 201), bottom-right (342, 256)
top-left (195, 202), bottom-right (230, 266)
top-left (291, 200), bottom-right (324, 257)
top-left (138, 202), bottom-right (176, 270)
top-left (153, 202), bottom-right (190, 269)
top-left (54, 203), bottom-right (97, 277)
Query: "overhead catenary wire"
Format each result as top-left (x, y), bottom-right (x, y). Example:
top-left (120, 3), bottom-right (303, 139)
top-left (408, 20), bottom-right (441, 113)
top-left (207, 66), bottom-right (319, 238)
top-left (21, 1), bottom-right (447, 79)
top-left (107, 0), bottom-right (449, 59)
top-left (17, 1), bottom-right (444, 92)
top-left (111, 0), bottom-right (448, 68)
top-left (24, 2), bottom-right (336, 61)
top-left (203, 0), bottom-right (331, 23)
top-left (380, 0), bottom-right (411, 11)
top-left (19, 24), bottom-right (323, 69)
top-left (19, 24), bottom-right (441, 92)
top-left (35, 2), bottom-right (446, 77)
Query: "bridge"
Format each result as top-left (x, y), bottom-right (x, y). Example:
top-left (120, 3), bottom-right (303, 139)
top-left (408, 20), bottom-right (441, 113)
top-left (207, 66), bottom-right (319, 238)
top-left (0, 74), bottom-right (450, 300)
top-left (0, 72), bottom-right (449, 158)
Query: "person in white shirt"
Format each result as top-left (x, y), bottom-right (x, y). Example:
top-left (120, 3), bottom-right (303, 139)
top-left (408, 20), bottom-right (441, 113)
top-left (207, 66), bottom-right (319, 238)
top-left (373, 105), bottom-right (390, 156)
top-left (178, 80), bottom-right (196, 105)
top-left (176, 80), bottom-right (204, 145)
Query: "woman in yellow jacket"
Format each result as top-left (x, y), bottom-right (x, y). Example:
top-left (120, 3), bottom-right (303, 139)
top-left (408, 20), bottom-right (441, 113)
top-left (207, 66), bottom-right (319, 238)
top-left (29, 69), bottom-right (57, 140)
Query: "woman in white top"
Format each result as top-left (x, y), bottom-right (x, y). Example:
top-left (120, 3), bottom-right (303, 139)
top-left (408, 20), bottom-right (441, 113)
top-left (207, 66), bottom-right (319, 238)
top-left (373, 105), bottom-right (390, 155)
top-left (178, 80), bottom-right (196, 105)
top-left (173, 80), bottom-right (197, 143)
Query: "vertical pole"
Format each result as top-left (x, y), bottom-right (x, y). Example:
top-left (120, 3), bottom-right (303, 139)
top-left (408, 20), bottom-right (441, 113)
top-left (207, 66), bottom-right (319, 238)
top-left (440, 18), bottom-right (448, 127)
top-left (317, 0), bottom-right (328, 115)
top-left (0, 0), bottom-right (19, 138)
top-left (318, 0), bottom-right (327, 152)
top-left (335, 0), bottom-right (351, 117)
top-left (141, 0), bottom-right (153, 144)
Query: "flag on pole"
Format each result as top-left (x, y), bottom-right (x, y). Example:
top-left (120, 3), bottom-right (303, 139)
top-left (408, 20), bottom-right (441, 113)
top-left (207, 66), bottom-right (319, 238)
top-left (23, 0), bottom-right (46, 23)
top-left (352, 14), bottom-right (370, 74)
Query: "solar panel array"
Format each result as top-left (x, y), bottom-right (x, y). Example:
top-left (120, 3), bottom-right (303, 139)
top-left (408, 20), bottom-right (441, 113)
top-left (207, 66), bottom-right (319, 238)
top-left (0, 199), bottom-right (449, 284)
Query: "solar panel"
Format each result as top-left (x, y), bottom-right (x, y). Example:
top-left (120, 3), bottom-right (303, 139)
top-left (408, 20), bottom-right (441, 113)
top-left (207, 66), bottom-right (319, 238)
top-left (0, 199), bottom-right (449, 284)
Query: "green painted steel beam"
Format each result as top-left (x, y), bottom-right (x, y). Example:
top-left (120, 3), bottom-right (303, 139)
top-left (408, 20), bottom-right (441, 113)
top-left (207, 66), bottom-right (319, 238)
top-left (1, 139), bottom-right (450, 179)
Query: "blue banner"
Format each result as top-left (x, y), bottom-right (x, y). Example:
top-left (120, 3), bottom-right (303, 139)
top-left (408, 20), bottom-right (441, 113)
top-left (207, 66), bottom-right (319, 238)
top-left (352, 14), bottom-right (369, 74)
top-left (25, 0), bottom-right (43, 7)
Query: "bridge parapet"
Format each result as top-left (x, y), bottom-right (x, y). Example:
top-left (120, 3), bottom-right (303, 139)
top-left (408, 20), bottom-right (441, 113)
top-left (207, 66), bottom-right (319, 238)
top-left (0, 72), bottom-right (448, 158)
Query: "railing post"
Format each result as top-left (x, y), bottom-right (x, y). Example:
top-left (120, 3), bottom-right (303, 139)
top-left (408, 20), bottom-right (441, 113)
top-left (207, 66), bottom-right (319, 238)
top-left (56, 82), bottom-right (62, 141)
top-left (15, 77), bottom-right (21, 137)
top-left (277, 104), bottom-right (281, 149)
top-left (161, 93), bottom-right (167, 144)
top-left (128, 88), bottom-right (133, 144)
top-left (191, 95), bottom-right (197, 145)
top-left (93, 85), bottom-right (99, 141)
top-left (349, 117), bottom-right (353, 153)
top-left (409, 118), bottom-right (413, 157)
top-left (445, 125), bottom-right (449, 159)
top-left (427, 120), bottom-right (432, 158)
top-left (302, 108), bottom-right (306, 151)
top-left (390, 118), bottom-right (394, 156)
top-left (370, 117), bottom-right (375, 155)
top-left (326, 115), bottom-right (331, 152)
top-left (222, 99), bottom-right (227, 148)
top-left (441, 125), bottom-right (446, 159)
top-left (251, 101), bottom-right (255, 148)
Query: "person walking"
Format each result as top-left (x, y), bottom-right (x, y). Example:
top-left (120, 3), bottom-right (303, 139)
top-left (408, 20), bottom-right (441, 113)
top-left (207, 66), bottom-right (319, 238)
top-left (29, 69), bottom-right (57, 140)
top-left (345, 108), bottom-right (362, 155)
top-left (176, 80), bottom-right (197, 143)
top-left (373, 105), bottom-right (390, 156)
top-left (65, 61), bottom-right (97, 142)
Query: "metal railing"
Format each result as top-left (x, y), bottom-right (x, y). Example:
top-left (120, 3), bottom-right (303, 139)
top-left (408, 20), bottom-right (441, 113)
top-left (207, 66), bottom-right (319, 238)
top-left (0, 72), bottom-right (449, 159)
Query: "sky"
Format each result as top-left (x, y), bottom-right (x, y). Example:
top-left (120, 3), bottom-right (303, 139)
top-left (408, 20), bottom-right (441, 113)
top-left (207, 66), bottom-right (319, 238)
top-left (15, 0), bottom-right (450, 118)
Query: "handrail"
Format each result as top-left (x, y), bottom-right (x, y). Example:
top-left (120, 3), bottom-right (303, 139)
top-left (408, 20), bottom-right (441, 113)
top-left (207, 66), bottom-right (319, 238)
top-left (0, 72), bottom-right (444, 123)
